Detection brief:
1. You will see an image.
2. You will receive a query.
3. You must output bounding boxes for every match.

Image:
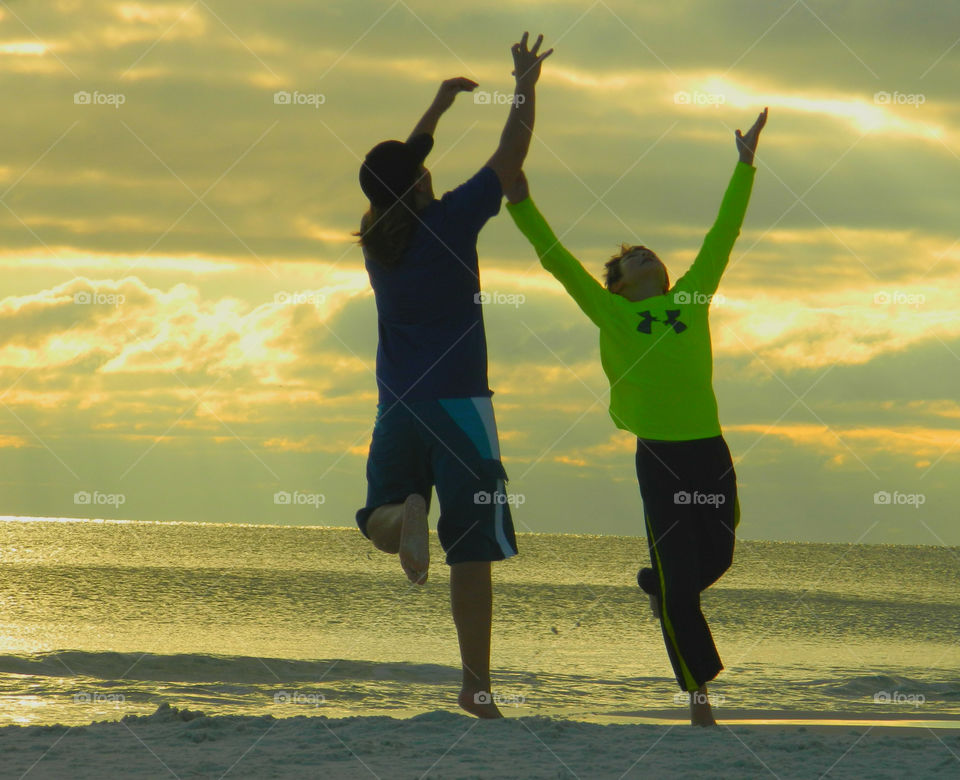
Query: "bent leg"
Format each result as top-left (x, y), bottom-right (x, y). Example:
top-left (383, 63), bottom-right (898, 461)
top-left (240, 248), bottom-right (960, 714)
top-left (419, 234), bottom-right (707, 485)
top-left (697, 495), bottom-right (736, 592)
top-left (355, 403), bottom-right (434, 583)
top-left (637, 567), bottom-right (661, 619)
top-left (696, 438), bottom-right (739, 592)
top-left (367, 494), bottom-right (429, 584)
top-left (366, 503), bottom-right (402, 553)
top-left (450, 561), bottom-right (502, 719)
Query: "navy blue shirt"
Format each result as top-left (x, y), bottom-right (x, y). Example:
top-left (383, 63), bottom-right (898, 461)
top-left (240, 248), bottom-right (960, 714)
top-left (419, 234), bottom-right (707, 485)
top-left (365, 166), bottom-right (502, 405)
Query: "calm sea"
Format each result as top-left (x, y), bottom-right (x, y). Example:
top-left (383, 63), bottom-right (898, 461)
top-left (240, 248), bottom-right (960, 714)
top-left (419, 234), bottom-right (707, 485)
top-left (0, 517), bottom-right (956, 726)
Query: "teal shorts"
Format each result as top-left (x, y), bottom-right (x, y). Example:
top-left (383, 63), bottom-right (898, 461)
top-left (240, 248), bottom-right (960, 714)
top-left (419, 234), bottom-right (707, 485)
top-left (356, 397), bottom-right (518, 565)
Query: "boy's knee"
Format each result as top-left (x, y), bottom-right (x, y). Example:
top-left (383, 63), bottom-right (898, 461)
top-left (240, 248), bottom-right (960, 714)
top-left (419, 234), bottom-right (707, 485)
top-left (660, 586), bottom-right (699, 615)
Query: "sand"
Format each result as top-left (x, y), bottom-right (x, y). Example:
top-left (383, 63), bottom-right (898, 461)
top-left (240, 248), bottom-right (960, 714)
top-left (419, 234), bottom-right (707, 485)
top-left (1, 705), bottom-right (958, 778)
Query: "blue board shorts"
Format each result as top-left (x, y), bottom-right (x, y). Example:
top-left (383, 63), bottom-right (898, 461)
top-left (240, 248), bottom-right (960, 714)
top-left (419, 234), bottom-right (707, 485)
top-left (356, 397), bottom-right (518, 565)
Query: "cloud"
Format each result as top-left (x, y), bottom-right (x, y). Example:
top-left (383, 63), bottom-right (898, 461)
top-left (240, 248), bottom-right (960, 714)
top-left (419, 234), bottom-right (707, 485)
top-left (0, 0), bottom-right (956, 542)
top-left (726, 422), bottom-right (960, 467)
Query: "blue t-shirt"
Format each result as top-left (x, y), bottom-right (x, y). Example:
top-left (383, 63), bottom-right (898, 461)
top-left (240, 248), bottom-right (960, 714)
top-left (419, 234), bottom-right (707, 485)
top-left (365, 166), bottom-right (502, 405)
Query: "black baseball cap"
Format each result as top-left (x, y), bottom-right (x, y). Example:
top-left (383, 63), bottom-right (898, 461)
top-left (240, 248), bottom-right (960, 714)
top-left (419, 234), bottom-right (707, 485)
top-left (359, 133), bottom-right (434, 208)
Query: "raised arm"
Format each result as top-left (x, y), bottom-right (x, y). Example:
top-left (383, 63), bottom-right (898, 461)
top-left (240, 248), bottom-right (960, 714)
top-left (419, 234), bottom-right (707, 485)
top-left (676, 109), bottom-right (767, 296)
top-left (485, 33), bottom-right (553, 191)
top-left (406, 77), bottom-right (479, 142)
top-left (506, 172), bottom-right (613, 329)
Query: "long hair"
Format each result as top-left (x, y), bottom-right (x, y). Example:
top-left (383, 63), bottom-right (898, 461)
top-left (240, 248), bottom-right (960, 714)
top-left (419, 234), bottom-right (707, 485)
top-left (355, 193), bottom-right (418, 268)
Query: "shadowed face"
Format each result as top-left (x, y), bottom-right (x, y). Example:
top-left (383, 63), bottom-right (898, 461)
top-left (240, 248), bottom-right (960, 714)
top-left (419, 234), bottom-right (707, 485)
top-left (613, 247), bottom-right (668, 296)
top-left (413, 165), bottom-right (434, 201)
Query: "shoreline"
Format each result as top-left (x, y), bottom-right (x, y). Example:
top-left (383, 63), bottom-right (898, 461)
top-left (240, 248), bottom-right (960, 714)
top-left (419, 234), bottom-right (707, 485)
top-left (3, 707), bottom-right (958, 733)
top-left (1, 706), bottom-right (957, 779)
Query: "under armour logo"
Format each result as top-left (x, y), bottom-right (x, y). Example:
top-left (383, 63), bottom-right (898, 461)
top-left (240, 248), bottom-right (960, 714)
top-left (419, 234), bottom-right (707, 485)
top-left (637, 310), bottom-right (687, 334)
top-left (664, 310), bottom-right (687, 333)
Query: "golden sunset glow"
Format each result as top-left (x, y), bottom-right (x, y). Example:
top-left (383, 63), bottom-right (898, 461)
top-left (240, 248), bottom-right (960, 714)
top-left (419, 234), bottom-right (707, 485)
top-left (0, 0), bottom-right (955, 545)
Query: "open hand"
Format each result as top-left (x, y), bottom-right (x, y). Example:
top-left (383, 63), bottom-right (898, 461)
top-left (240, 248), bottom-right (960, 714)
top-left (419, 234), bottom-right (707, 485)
top-left (736, 108), bottom-right (768, 166)
top-left (511, 32), bottom-right (553, 86)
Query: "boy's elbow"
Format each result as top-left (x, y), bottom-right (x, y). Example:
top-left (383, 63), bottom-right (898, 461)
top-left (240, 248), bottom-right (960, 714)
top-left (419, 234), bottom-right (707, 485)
top-left (539, 256), bottom-right (560, 276)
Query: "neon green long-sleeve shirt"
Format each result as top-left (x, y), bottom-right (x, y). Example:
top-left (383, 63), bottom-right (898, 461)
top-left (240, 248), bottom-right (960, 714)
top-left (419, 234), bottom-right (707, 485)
top-left (506, 162), bottom-right (756, 441)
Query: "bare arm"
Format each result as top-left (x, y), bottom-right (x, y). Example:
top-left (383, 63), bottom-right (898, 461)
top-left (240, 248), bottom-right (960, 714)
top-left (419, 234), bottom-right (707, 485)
top-left (406, 77), bottom-right (479, 142)
top-left (486, 33), bottom-right (553, 191)
top-left (504, 169), bottom-right (530, 204)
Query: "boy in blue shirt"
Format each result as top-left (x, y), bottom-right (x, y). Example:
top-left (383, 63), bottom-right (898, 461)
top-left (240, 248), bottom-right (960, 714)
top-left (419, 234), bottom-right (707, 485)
top-left (355, 33), bottom-right (552, 719)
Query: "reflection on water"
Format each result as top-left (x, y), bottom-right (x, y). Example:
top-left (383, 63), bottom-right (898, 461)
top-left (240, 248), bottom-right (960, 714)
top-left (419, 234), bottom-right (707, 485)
top-left (0, 518), bottom-right (956, 725)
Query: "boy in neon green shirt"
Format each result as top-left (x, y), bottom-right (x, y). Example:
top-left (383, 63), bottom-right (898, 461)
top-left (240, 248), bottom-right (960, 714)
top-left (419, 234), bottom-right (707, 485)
top-left (506, 109), bottom-right (767, 726)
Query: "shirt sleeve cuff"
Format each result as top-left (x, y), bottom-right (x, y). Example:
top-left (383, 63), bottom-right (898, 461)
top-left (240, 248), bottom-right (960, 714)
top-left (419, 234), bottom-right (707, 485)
top-left (505, 196), bottom-right (532, 210)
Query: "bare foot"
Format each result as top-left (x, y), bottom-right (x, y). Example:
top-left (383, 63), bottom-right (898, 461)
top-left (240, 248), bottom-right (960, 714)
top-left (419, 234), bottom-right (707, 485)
top-left (690, 687), bottom-right (718, 727)
top-left (399, 493), bottom-right (429, 585)
top-left (458, 688), bottom-right (503, 719)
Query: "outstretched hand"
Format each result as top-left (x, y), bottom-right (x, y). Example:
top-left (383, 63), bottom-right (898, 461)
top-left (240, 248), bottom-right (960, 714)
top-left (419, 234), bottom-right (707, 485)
top-left (505, 170), bottom-right (530, 204)
top-left (432, 77), bottom-right (479, 113)
top-left (511, 32), bottom-right (553, 86)
top-left (736, 107), bottom-right (768, 166)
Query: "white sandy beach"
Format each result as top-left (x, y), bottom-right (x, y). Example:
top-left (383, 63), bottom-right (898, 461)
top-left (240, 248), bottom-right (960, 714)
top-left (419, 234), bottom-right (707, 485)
top-left (2, 705), bottom-right (958, 779)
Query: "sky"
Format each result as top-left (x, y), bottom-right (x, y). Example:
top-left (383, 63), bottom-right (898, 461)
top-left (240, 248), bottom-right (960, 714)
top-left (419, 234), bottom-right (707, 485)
top-left (0, 0), bottom-right (958, 544)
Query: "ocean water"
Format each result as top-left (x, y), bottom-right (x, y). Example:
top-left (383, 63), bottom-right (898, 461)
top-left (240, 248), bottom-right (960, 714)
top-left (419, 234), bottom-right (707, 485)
top-left (0, 517), bottom-right (956, 727)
